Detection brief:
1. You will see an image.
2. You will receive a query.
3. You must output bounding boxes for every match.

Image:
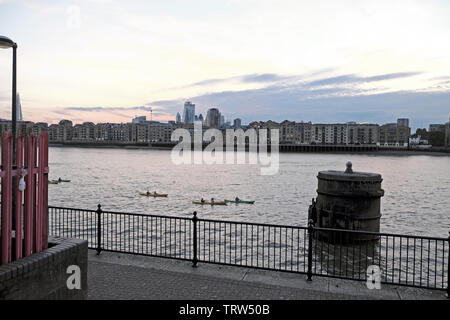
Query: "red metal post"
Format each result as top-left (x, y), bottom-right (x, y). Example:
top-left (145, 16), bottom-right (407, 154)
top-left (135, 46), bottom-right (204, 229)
top-left (14, 135), bottom-right (24, 259)
top-left (1, 132), bottom-right (13, 264)
top-left (34, 135), bottom-right (42, 253)
top-left (40, 132), bottom-right (49, 250)
top-left (23, 135), bottom-right (35, 256)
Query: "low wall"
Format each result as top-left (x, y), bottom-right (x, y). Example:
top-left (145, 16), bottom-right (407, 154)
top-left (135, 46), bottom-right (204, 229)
top-left (0, 237), bottom-right (88, 300)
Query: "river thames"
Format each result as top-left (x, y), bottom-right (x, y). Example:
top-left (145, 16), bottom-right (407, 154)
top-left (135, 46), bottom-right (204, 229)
top-left (48, 147), bottom-right (450, 237)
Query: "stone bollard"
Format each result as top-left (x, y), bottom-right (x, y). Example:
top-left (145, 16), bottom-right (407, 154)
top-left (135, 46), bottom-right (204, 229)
top-left (308, 162), bottom-right (384, 243)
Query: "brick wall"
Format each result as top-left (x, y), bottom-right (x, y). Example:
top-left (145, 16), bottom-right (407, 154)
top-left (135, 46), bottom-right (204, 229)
top-left (0, 237), bottom-right (88, 300)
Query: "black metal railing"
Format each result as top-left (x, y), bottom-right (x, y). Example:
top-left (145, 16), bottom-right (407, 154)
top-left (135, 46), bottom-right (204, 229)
top-left (48, 205), bottom-right (449, 293)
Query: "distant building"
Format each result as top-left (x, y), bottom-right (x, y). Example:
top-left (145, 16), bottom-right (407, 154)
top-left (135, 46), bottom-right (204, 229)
top-left (397, 118), bottom-right (409, 128)
top-left (280, 120), bottom-right (312, 144)
top-left (132, 116), bottom-right (147, 124)
top-left (148, 122), bottom-right (175, 143)
top-left (347, 123), bottom-right (379, 145)
top-left (198, 114), bottom-right (204, 124)
top-left (379, 123), bottom-right (411, 147)
top-left (72, 122), bottom-right (95, 141)
top-left (311, 123), bottom-right (347, 145)
top-left (233, 118), bottom-right (242, 129)
top-left (16, 93), bottom-right (23, 121)
top-left (176, 112), bottom-right (181, 124)
top-left (445, 118), bottom-right (450, 147)
top-left (205, 108), bottom-right (222, 128)
top-left (182, 101), bottom-right (195, 124)
top-left (429, 124), bottom-right (446, 133)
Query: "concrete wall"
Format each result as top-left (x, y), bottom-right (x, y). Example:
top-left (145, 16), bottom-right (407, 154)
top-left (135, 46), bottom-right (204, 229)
top-left (0, 237), bottom-right (88, 300)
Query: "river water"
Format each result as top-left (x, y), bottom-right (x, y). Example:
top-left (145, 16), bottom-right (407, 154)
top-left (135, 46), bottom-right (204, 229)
top-left (48, 147), bottom-right (450, 238)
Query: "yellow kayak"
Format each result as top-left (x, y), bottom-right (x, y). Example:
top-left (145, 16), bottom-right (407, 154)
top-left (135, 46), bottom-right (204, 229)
top-left (192, 201), bottom-right (227, 206)
top-left (140, 193), bottom-right (168, 197)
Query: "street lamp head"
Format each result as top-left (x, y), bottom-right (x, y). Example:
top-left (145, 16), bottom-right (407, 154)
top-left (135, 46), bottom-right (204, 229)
top-left (0, 35), bottom-right (16, 49)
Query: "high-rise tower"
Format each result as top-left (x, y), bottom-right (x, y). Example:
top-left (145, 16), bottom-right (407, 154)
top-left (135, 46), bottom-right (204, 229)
top-left (182, 101), bottom-right (195, 123)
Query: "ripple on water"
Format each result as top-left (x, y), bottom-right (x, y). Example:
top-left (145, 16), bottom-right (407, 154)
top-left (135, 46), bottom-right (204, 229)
top-left (48, 148), bottom-right (450, 237)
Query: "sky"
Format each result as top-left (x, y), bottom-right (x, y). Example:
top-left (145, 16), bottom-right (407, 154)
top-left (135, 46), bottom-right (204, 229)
top-left (0, 0), bottom-right (449, 130)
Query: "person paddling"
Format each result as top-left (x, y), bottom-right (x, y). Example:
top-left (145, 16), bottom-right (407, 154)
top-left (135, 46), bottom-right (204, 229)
top-left (235, 196), bottom-right (240, 202)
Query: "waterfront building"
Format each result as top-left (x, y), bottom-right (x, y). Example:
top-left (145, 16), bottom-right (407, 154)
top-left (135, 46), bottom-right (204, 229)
top-left (280, 120), bottom-right (312, 144)
top-left (32, 122), bottom-right (48, 137)
top-left (176, 112), bottom-right (181, 124)
top-left (72, 122), bottom-right (95, 141)
top-left (148, 122), bottom-right (175, 143)
top-left (182, 101), bottom-right (195, 124)
top-left (347, 123), bottom-right (379, 145)
top-left (129, 123), bottom-right (149, 143)
top-left (94, 123), bottom-right (111, 141)
top-left (379, 122), bottom-right (411, 147)
top-left (110, 123), bottom-right (130, 141)
top-left (311, 123), bottom-right (347, 145)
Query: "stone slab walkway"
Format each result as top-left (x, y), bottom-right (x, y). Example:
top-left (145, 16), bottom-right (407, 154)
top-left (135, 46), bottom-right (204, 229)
top-left (87, 250), bottom-right (446, 300)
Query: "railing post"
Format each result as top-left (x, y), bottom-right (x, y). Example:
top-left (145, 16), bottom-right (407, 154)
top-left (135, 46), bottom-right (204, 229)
top-left (307, 219), bottom-right (314, 281)
top-left (96, 204), bottom-right (102, 255)
top-left (447, 231), bottom-right (449, 299)
top-left (192, 211), bottom-right (198, 268)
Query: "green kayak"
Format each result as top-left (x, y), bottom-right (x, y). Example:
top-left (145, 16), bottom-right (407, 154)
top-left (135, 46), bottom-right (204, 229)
top-left (56, 179), bottom-right (71, 182)
top-left (224, 199), bottom-right (255, 204)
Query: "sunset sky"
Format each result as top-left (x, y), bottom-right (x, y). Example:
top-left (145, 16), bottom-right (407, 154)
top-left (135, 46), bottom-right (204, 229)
top-left (0, 0), bottom-right (449, 129)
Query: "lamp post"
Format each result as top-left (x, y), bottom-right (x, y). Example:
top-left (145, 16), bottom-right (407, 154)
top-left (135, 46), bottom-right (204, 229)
top-left (0, 35), bottom-right (18, 157)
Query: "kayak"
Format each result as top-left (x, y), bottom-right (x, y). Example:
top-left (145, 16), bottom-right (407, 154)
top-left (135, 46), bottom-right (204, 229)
top-left (224, 199), bottom-right (255, 204)
top-left (49, 180), bottom-right (60, 184)
top-left (140, 193), bottom-right (168, 197)
top-left (192, 201), bottom-right (227, 206)
top-left (58, 179), bottom-right (71, 182)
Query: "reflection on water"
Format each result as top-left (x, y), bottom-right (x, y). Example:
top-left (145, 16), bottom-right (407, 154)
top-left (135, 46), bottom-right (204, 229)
top-left (49, 147), bottom-right (450, 237)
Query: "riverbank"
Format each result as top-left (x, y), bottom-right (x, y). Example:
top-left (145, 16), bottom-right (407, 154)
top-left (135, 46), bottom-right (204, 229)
top-left (49, 143), bottom-right (450, 156)
top-left (88, 250), bottom-right (446, 300)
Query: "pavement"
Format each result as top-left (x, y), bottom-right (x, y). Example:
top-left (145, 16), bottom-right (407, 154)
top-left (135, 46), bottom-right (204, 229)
top-left (87, 250), bottom-right (447, 300)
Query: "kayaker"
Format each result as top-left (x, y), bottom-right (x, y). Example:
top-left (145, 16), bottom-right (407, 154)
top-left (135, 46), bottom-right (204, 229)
top-left (154, 191), bottom-right (157, 195)
top-left (201, 198), bottom-right (205, 203)
top-left (211, 197), bottom-right (215, 204)
top-left (235, 196), bottom-right (240, 202)
top-left (58, 177), bottom-right (62, 182)
top-left (146, 191), bottom-right (150, 196)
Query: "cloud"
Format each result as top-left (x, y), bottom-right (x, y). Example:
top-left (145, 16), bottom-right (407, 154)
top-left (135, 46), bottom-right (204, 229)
top-left (307, 72), bottom-right (422, 87)
top-left (145, 72), bottom-right (449, 129)
top-left (64, 105), bottom-right (155, 112)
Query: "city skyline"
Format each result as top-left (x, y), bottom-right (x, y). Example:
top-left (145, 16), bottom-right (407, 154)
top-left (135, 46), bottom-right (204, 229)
top-left (0, 0), bottom-right (449, 128)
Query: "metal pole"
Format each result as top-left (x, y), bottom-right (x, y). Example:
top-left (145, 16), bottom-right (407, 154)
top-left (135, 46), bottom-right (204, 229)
top-left (192, 211), bottom-right (198, 267)
top-left (11, 43), bottom-right (17, 234)
top-left (447, 231), bottom-right (449, 298)
top-left (96, 204), bottom-right (102, 255)
top-left (12, 44), bottom-right (17, 160)
top-left (307, 219), bottom-right (314, 281)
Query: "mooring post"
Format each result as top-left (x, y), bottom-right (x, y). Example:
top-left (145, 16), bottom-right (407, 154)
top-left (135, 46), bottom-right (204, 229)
top-left (96, 204), bottom-right (102, 255)
top-left (307, 219), bottom-right (314, 281)
top-left (192, 211), bottom-right (198, 268)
